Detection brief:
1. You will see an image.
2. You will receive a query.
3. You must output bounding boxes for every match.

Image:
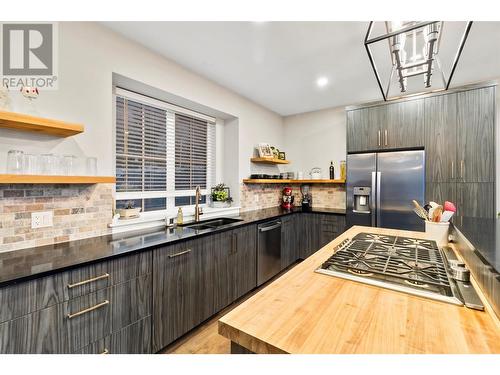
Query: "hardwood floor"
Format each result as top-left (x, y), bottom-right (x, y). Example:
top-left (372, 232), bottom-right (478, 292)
top-left (160, 263), bottom-right (299, 354)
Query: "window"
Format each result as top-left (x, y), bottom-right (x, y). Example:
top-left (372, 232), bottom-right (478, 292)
top-left (115, 88), bottom-right (216, 214)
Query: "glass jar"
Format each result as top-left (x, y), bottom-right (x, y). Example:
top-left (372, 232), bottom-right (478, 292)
top-left (40, 153), bottom-right (58, 175)
top-left (62, 155), bottom-right (77, 175)
top-left (86, 157), bottom-right (98, 176)
top-left (7, 150), bottom-right (24, 174)
top-left (23, 153), bottom-right (38, 175)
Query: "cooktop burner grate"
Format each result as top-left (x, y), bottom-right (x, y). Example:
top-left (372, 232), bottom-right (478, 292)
top-left (316, 232), bottom-right (461, 304)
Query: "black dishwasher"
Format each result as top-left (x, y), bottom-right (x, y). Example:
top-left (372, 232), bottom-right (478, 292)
top-left (257, 220), bottom-right (282, 286)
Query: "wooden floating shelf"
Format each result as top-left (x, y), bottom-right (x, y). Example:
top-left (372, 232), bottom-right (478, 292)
top-left (0, 175), bottom-right (116, 184)
top-left (0, 110), bottom-right (84, 137)
top-left (243, 179), bottom-right (346, 184)
top-left (250, 157), bottom-right (290, 165)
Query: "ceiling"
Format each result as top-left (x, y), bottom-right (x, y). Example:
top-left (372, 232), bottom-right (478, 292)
top-left (102, 21), bottom-right (500, 116)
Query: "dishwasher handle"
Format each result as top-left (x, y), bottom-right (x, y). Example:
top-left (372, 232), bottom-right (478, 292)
top-left (258, 221), bottom-right (282, 232)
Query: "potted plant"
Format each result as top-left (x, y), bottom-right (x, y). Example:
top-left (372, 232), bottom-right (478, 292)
top-left (210, 183), bottom-right (233, 208)
top-left (116, 200), bottom-right (141, 219)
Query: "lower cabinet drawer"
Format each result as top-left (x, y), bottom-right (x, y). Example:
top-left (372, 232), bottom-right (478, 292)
top-left (0, 304), bottom-right (60, 354)
top-left (0, 274), bottom-right (151, 354)
top-left (76, 316), bottom-right (152, 354)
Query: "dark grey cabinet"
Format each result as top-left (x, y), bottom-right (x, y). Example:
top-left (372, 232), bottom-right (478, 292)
top-left (281, 215), bottom-right (300, 269)
top-left (299, 214), bottom-right (345, 259)
top-left (347, 107), bottom-right (381, 152)
top-left (385, 99), bottom-right (424, 149)
top-left (456, 87), bottom-right (495, 183)
top-left (229, 225), bottom-right (257, 301)
top-left (152, 225), bottom-right (257, 352)
top-left (457, 183), bottom-right (495, 218)
top-left (424, 93), bottom-right (458, 183)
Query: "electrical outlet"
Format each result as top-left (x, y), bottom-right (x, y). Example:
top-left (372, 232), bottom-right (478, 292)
top-left (31, 211), bottom-right (53, 229)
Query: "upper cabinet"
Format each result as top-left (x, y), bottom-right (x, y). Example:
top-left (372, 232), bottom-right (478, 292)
top-left (346, 106), bottom-right (381, 152)
top-left (456, 87), bottom-right (496, 183)
top-left (424, 93), bottom-right (458, 183)
top-left (385, 99), bottom-right (424, 149)
top-left (346, 99), bottom-right (424, 152)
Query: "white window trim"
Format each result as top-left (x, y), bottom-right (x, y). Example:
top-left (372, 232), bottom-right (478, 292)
top-left (113, 87), bottom-right (220, 231)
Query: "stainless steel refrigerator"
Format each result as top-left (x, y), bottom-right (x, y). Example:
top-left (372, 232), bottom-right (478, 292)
top-left (346, 150), bottom-right (425, 231)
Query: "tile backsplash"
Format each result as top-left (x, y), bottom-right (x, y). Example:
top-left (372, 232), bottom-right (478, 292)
top-left (0, 183), bottom-right (113, 252)
top-left (240, 183), bottom-right (345, 212)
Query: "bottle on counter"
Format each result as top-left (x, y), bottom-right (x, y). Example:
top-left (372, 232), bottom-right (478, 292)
top-left (176, 207), bottom-right (183, 225)
top-left (340, 160), bottom-right (346, 180)
top-left (329, 161), bottom-right (335, 179)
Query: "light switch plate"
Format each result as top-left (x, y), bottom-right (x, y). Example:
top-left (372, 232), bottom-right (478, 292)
top-left (31, 211), bottom-right (53, 229)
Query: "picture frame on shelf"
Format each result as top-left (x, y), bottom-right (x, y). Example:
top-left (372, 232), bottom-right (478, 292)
top-left (257, 143), bottom-right (273, 158)
top-left (278, 151), bottom-right (286, 160)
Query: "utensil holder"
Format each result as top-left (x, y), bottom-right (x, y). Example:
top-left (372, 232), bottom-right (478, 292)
top-left (425, 221), bottom-right (450, 246)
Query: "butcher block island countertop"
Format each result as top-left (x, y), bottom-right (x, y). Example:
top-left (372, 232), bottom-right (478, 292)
top-left (218, 225), bottom-right (500, 354)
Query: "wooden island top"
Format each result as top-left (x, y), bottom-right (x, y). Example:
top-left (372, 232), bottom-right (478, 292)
top-left (218, 225), bottom-right (500, 354)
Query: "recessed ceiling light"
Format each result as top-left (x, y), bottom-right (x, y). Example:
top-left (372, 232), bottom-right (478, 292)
top-left (316, 77), bottom-right (329, 88)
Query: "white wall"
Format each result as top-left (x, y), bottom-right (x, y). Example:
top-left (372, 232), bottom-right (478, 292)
top-left (0, 22), bottom-right (284, 189)
top-left (283, 106), bottom-right (346, 179)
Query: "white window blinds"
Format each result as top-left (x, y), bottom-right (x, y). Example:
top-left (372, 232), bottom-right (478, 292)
top-left (115, 89), bottom-right (216, 212)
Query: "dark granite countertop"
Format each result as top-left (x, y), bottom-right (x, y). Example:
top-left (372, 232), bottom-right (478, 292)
top-left (0, 206), bottom-right (345, 287)
top-left (453, 216), bottom-right (500, 273)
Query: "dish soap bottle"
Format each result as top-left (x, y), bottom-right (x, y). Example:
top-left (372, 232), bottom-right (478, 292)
top-left (329, 161), bottom-right (335, 179)
top-left (176, 207), bottom-right (183, 225)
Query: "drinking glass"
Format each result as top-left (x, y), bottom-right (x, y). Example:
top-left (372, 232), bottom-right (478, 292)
top-left (23, 153), bottom-right (38, 175)
top-left (40, 153), bottom-right (58, 175)
top-left (7, 150), bottom-right (24, 174)
top-left (86, 157), bottom-right (98, 175)
top-left (62, 155), bottom-right (77, 175)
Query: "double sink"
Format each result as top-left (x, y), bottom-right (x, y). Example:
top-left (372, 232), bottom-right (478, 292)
top-left (179, 217), bottom-right (243, 231)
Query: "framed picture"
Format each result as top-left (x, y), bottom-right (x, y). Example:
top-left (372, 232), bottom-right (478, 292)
top-left (257, 143), bottom-right (273, 158)
top-left (278, 151), bottom-right (286, 160)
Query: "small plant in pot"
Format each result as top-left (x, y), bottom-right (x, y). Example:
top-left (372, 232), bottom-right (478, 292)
top-left (210, 183), bottom-right (233, 208)
top-left (116, 200), bottom-right (141, 220)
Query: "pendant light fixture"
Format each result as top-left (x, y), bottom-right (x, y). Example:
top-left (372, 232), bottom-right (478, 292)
top-left (365, 21), bottom-right (473, 101)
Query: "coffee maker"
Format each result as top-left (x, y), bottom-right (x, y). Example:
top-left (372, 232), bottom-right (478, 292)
top-left (281, 186), bottom-right (294, 210)
top-left (300, 184), bottom-right (312, 211)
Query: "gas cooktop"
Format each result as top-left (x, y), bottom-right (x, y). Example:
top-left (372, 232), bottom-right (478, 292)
top-left (316, 232), bottom-right (467, 306)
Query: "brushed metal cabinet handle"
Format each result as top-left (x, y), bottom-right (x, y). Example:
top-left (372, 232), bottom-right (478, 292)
top-left (231, 233), bottom-right (238, 254)
top-left (378, 130), bottom-right (381, 146)
top-left (460, 159), bottom-right (465, 180)
top-left (67, 273), bottom-right (110, 289)
top-left (384, 129), bottom-right (388, 146)
top-left (451, 161), bottom-right (454, 180)
top-left (167, 249), bottom-right (192, 258)
top-left (67, 300), bottom-right (109, 319)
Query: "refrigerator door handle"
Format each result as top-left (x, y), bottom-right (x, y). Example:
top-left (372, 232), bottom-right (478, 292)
top-left (371, 171), bottom-right (376, 226)
top-left (376, 171), bottom-right (381, 227)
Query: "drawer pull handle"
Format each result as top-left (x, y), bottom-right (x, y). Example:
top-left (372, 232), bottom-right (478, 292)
top-left (167, 249), bottom-right (192, 258)
top-left (67, 273), bottom-right (110, 289)
top-left (67, 300), bottom-right (109, 319)
top-left (101, 348), bottom-right (109, 354)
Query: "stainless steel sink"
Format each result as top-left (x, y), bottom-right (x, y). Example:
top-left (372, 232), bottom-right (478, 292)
top-left (180, 217), bottom-right (243, 230)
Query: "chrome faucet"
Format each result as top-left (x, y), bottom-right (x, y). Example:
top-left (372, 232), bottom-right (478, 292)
top-left (194, 185), bottom-right (203, 222)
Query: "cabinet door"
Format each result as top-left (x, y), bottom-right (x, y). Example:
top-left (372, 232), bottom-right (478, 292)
top-left (346, 107), bottom-right (381, 152)
top-left (152, 239), bottom-right (203, 352)
top-left (384, 98), bottom-right (424, 149)
top-left (457, 183), bottom-right (495, 218)
top-left (0, 304), bottom-right (60, 354)
top-left (281, 215), bottom-right (299, 270)
top-left (457, 87), bottom-right (495, 183)
top-left (299, 214), bottom-right (321, 259)
top-left (425, 183), bottom-right (457, 208)
top-left (230, 225), bottom-right (257, 301)
top-left (319, 214), bottom-right (345, 247)
top-left (424, 94), bottom-right (458, 182)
